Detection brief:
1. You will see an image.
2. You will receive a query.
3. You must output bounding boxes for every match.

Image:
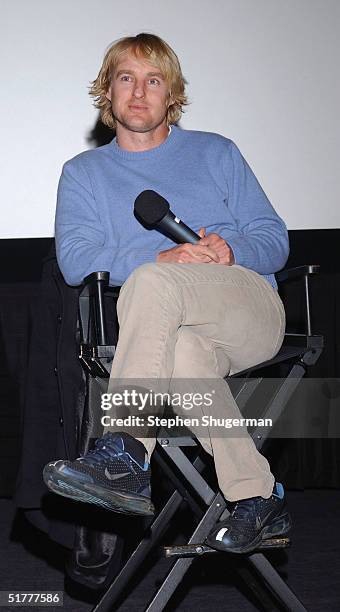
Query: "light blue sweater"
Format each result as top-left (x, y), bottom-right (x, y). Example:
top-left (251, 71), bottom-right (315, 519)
top-left (55, 125), bottom-right (289, 288)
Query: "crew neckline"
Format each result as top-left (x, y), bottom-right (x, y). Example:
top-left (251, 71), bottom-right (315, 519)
top-left (110, 124), bottom-right (180, 160)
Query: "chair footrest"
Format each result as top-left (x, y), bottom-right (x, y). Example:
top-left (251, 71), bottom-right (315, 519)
top-left (164, 537), bottom-right (291, 558)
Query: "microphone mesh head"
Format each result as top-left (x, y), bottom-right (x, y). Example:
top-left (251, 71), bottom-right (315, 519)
top-left (134, 190), bottom-right (169, 228)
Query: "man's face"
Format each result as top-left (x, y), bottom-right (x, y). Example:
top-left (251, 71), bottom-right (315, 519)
top-left (106, 50), bottom-right (172, 134)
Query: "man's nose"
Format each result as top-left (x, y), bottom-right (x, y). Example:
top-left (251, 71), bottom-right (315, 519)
top-left (133, 80), bottom-right (145, 98)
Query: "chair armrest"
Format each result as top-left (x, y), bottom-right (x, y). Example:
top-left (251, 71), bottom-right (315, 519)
top-left (83, 271), bottom-right (110, 286)
top-left (276, 264), bottom-right (321, 336)
top-left (276, 264), bottom-right (320, 283)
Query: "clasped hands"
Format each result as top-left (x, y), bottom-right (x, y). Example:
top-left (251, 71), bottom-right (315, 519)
top-left (156, 228), bottom-right (235, 265)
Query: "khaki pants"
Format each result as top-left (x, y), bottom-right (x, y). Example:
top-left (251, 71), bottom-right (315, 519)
top-left (105, 263), bottom-right (285, 502)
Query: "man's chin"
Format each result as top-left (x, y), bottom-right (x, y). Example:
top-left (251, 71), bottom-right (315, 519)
top-left (120, 123), bottom-right (157, 134)
top-left (125, 125), bottom-right (154, 134)
top-left (115, 116), bottom-right (167, 134)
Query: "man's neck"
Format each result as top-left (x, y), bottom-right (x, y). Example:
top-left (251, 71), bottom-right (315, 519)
top-left (115, 123), bottom-right (171, 152)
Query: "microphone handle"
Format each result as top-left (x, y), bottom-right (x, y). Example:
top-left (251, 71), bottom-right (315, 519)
top-left (158, 211), bottom-right (200, 244)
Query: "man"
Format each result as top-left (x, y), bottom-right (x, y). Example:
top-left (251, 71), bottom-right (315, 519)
top-left (43, 33), bottom-right (290, 554)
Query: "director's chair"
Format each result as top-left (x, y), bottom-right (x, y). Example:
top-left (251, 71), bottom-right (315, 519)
top-left (77, 265), bottom-right (323, 612)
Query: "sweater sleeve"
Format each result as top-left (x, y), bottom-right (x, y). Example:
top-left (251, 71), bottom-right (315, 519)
top-left (220, 142), bottom-right (289, 275)
top-left (55, 159), bottom-right (157, 286)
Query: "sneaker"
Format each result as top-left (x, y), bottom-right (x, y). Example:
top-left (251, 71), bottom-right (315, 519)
top-left (205, 482), bottom-right (291, 554)
top-left (43, 432), bottom-right (154, 516)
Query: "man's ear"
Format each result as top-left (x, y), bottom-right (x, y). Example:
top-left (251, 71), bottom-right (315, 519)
top-left (105, 88), bottom-right (111, 102)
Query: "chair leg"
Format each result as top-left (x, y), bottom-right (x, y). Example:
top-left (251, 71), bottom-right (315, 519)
top-left (253, 363), bottom-right (307, 450)
top-left (147, 519), bottom-right (306, 612)
top-left (247, 553), bottom-right (307, 611)
top-left (145, 492), bottom-right (226, 612)
top-left (91, 454), bottom-right (207, 612)
top-left (91, 491), bottom-right (182, 612)
top-left (92, 437), bottom-right (308, 612)
top-left (155, 448), bottom-right (207, 518)
top-left (234, 563), bottom-right (280, 612)
top-left (150, 444), bottom-right (307, 612)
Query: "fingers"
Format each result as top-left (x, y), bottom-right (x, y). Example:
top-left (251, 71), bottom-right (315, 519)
top-left (179, 244), bottom-right (219, 263)
top-left (178, 254), bottom-right (212, 263)
top-left (190, 242), bottom-right (220, 262)
top-left (199, 233), bottom-right (223, 248)
top-left (198, 233), bottom-right (235, 266)
top-left (157, 239), bottom-right (221, 264)
top-left (198, 227), bottom-right (206, 238)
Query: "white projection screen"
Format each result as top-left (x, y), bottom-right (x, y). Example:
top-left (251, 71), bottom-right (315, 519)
top-left (1, 0), bottom-right (339, 238)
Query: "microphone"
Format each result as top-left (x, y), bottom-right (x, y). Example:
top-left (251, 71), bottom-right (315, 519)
top-left (134, 190), bottom-right (200, 244)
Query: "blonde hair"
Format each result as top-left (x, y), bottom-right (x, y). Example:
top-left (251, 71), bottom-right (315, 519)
top-left (89, 33), bottom-right (188, 129)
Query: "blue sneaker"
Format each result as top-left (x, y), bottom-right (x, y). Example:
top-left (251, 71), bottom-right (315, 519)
top-left (43, 432), bottom-right (154, 516)
top-left (206, 483), bottom-right (291, 554)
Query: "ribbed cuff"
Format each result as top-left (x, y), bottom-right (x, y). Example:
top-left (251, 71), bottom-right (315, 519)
top-left (226, 236), bottom-right (256, 269)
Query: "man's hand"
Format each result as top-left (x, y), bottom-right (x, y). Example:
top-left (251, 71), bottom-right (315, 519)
top-left (199, 228), bottom-right (235, 265)
top-left (156, 228), bottom-right (220, 264)
top-left (156, 228), bottom-right (235, 265)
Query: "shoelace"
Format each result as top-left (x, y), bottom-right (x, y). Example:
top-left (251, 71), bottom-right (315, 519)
top-left (79, 436), bottom-right (124, 466)
top-left (231, 498), bottom-right (260, 521)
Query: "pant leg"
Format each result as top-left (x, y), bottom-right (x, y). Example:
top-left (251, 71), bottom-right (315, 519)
top-left (105, 262), bottom-right (285, 499)
top-left (169, 327), bottom-right (275, 501)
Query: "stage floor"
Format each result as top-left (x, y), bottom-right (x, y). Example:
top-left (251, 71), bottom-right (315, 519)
top-left (1, 489), bottom-right (339, 611)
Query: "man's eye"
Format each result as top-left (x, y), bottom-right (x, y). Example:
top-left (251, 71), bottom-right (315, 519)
top-left (120, 75), bottom-right (132, 82)
top-left (149, 79), bottom-right (160, 85)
